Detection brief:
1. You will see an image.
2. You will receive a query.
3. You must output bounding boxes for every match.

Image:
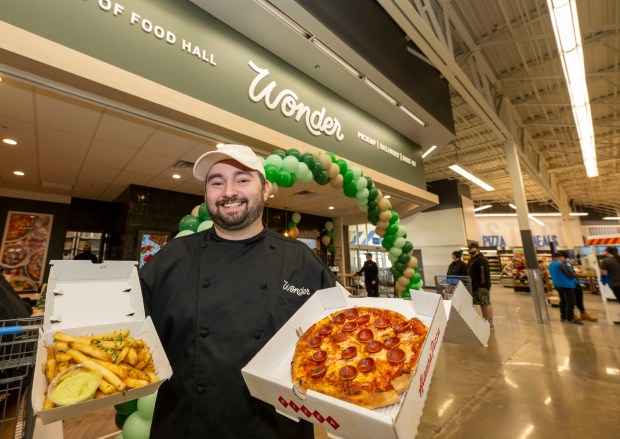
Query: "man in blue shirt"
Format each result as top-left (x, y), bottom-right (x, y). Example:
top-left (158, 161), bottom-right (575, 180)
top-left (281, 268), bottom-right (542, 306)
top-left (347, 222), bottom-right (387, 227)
top-left (548, 252), bottom-right (582, 324)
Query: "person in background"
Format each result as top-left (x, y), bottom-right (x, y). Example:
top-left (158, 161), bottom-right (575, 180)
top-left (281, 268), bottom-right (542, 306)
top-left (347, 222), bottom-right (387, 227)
top-left (538, 259), bottom-right (553, 293)
top-left (599, 246), bottom-right (620, 324)
top-left (356, 252), bottom-right (380, 297)
top-left (139, 144), bottom-right (336, 438)
top-left (447, 250), bottom-right (468, 276)
top-left (73, 243), bottom-right (98, 263)
top-left (560, 251), bottom-right (597, 322)
top-left (548, 252), bottom-right (582, 325)
top-left (466, 242), bottom-right (494, 328)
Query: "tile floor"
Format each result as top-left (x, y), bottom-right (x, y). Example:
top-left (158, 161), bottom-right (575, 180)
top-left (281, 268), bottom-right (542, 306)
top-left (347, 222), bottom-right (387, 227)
top-left (57, 285), bottom-right (620, 439)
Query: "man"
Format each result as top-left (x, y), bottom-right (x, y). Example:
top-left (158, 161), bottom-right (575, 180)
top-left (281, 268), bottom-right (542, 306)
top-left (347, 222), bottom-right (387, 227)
top-left (548, 252), bottom-right (582, 325)
top-left (560, 251), bottom-right (597, 322)
top-left (356, 253), bottom-right (380, 297)
top-left (466, 242), bottom-right (494, 328)
top-left (140, 144), bottom-right (336, 438)
top-left (599, 246), bottom-right (620, 324)
top-left (73, 243), bottom-right (98, 263)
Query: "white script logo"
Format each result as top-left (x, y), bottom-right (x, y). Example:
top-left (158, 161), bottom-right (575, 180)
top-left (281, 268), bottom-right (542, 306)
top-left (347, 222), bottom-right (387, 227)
top-left (282, 280), bottom-right (311, 296)
top-left (248, 61), bottom-right (344, 141)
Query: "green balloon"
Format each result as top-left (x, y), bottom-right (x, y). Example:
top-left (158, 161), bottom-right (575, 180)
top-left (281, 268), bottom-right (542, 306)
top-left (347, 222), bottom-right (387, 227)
top-left (381, 238), bottom-right (394, 250)
top-left (389, 246), bottom-right (403, 258)
top-left (401, 290), bottom-right (411, 298)
top-left (391, 268), bottom-right (403, 279)
top-left (301, 153), bottom-right (316, 170)
top-left (277, 170), bottom-right (295, 187)
top-left (115, 399), bottom-right (138, 416)
top-left (326, 230), bottom-right (334, 238)
top-left (286, 148), bottom-right (302, 159)
top-left (343, 181), bottom-right (357, 197)
top-left (336, 159), bottom-right (348, 175)
top-left (398, 253), bottom-right (411, 264)
top-left (367, 200), bottom-right (378, 210)
top-left (288, 220), bottom-right (296, 229)
top-left (325, 221), bottom-right (334, 231)
top-left (294, 162), bottom-right (309, 179)
top-left (311, 161), bottom-right (324, 177)
top-left (122, 411), bottom-right (152, 439)
top-left (272, 149), bottom-right (286, 158)
top-left (412, 273), bottom-right (422, 283)
top-left (351, 166), bottom-right (362, 180)
top-left (343, 170), bottom-right (354, 184)
top-left (115, 412), bottom-right (129, 430)
top-left (327, 243), bottom-right (335, 253)
top-left (137, 392), bottom-right (157, 420)
top-left (396, 225), bottom-right (407, 238)
top-left (365, 176), bottom-right (373, 189)
top-left (114, 433), bottom-right (124, 439)
top-left (402, 241), bottom-right (414, 254)
top-left (179, 215), bottom-right (200, 232)
top-left (327, 152), bottom-right (337, 162)
top-left (389, 212), bottom-right (400, 224)
top-left (355, 188), bottom-right (369, 200)
top-left (282, 155), bottom-right (299, 173)
top-left (197, 220), bottom-right (214, 232)
top-left (314, 170), bottom-right (330, 185)
top-left (265, 154), bottom-right (284, 169)
top-left (264, 164), bottom-right (280, 183)
top-left (393, 237), bottom-right (406, 248)
top-left (299, 169), bottom-right (314, 183)
top-left (394, 261), bottom-right (407, 273)
top-left (355, 177), bottom-right (367, 191)
top-left (175, 229), bottom-right (195, 239)
top-left (387, 224), bottom-right (399, 235)
top-left (198, 203), bottom-right (211, 221)
top-left (367, 215), bottom-right (379, 226)
top-left (368, 188), bottom-right (379, 200)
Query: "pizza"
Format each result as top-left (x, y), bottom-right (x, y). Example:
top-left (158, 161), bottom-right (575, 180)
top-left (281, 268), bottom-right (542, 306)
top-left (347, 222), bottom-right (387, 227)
top-left (291, 307), bottom-right (428, 409)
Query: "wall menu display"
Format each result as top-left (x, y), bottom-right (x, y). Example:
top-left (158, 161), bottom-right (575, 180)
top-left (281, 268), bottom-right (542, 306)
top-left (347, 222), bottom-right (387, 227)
top-left (0, 211), bottom-right (53, 291)
top-left (139, 231), bottom-right (169, 268)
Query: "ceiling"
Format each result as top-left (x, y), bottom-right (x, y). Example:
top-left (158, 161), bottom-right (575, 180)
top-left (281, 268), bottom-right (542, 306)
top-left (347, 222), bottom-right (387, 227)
top-left (1, 0), bottom-right (619, 220)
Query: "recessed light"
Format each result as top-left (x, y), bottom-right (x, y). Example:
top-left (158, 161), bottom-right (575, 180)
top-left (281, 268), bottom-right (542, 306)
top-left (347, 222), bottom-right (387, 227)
top-left (269, 195), bottom-right (275, 198)
top-left (14, 171), bottom-right (25, 176)
top-left (384, 195), bottom-right (391, 199)
top-left (328, 206), bottom-right (334, 210)
top-left (172, 174), bottom-right (181, 179)
top-left (3, 138), bottom-right (17, 145)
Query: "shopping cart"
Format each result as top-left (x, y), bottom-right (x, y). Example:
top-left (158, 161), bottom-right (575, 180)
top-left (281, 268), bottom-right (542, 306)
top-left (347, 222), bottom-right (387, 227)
top-left (434, 275), bottom-right (472, 299)
top-left (0, 317), bottom-right (43, 439)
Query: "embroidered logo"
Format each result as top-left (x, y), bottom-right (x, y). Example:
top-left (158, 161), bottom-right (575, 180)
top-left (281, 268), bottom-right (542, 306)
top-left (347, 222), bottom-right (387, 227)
top-left (282, 280), bottom-right (311, 296)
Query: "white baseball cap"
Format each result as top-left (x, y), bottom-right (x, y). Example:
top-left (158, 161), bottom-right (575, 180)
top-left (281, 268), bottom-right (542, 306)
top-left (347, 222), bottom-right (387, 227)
top-left (193, 144), bottom-right (265, 181)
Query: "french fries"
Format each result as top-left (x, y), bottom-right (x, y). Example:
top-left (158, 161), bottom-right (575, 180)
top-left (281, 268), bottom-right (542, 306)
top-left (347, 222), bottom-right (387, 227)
top-left (42, 329), bottom-right (158, 410)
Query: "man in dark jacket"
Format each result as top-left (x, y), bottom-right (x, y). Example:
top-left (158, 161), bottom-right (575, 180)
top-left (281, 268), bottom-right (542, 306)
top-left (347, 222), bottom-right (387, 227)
top-left (356, 253), bottom-right (380, 297)
top-left (140, 145), bottom-right (336, 438)
top-left (447, 250), bottom-right (468, 276)
top-left (466, 242), bottom-right (494, 328)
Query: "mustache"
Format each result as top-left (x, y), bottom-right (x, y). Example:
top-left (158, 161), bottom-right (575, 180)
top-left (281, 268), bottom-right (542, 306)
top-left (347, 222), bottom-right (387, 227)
top-left (216, 196), bottom-right (247, 207)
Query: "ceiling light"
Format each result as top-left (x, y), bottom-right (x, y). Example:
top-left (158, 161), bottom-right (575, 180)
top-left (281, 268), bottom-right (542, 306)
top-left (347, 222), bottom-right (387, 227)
top-left (384, 195), bottom-right (391, 199)
top-left (475, 213), bottom-right (517, 217)
top-left (3, 138), bottom-right (17, 145)
top-left (569, 212), bottom-right (588, 216)
top-left (509, 203), bottom-right (517, 209)
top-left (529, 215), bottom-right (546, 226)
top-left (328, 206), bottom-right (334, 210)
top-left (310, 38), bottom-right (362, 78)
top-left (449, 165), bottom-right (495, 191)
top-left (547, 0), bottom-right (598, 177)
top-left (473, 204), bottom-right (492, 212)
top-left (13, 171), bottom-right (25, 176)
top-left (530, 213), bottom-right (562, 217)
top-left (398, 104), bottom-right (426, 127)
top-left (172, 174), bottom-right (181, 179)
top-left (269, 194), bottom-right (275, 198)
top-left (422, 145), bottom-right (437, 159)
top-left (603, 217), bottom-right (620, 220)
top-left (362, 78), bottom-right (398, 106)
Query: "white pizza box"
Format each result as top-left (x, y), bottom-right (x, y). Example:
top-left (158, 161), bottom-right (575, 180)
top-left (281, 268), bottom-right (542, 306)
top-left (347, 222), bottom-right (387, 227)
top-left (32, 260), bottom-right (173, 425)
top-left (442, 281), bottom-right (490, 347)
top-left (241, 283), bottom-right (447, 439)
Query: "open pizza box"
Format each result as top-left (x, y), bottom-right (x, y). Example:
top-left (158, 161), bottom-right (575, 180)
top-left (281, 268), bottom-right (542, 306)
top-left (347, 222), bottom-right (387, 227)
top-left (32, 260), bottom-right (173, 425)
top-left (442, 281), bottom-right (490, 347)
top-left (241, 284), bottom-right (447, 439)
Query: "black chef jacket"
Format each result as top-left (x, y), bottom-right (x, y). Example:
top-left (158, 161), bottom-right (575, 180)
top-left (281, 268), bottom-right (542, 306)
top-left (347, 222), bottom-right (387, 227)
top-left (140, 226), bottom-right (336, 438)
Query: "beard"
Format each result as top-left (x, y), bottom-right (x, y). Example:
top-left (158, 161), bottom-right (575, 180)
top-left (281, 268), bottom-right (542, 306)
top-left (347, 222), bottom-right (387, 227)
top-left (207, 193), bottom-right (264, 233)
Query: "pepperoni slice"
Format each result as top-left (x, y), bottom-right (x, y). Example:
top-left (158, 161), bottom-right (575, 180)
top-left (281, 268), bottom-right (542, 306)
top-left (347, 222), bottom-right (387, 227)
top-left (311, 365), bottom-right (327, 378)
top-left (373, 317), bottom-right (390, 329)
top-left (339, 365), bottom-right (357, 381)
top-left (318, 324), bottom-right (334, 336)
top-left (383, 336), bottom-right (400, 349)
top-left (386, 348), bottom-right (406, 364)
top-left (393, 321), bottom-right (412, 333)
top-left (312, 350), bottom-right (328, 362)
top-left (333, 313), bottom-right (346, 325)
top-left (342, 321), bottom-right (358, 332)
top-left (345, 308), bottom-right (359, 320)
top-left (358, 357), bottom-right (375, 373)
top-left (357, 328), bottom-right (374, 342)
top-left (333, 332), bottom-right (349, 344)
top-left (308, 336), bottom-right (322, 348)
top-left (365, 339), bottom-right (383, 353)
top-left (356, 314), bottom-right (371, 326)
top-left (341, 346), bottom-right (358, 359)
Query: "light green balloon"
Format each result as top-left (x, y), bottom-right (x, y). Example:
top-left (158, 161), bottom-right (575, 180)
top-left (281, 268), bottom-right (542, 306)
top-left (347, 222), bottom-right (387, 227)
top-left (325, 221), bottom-right (334, 232)
top-left (294, 162), bottom-right (309, 179)
top-left (351, 166), bottom-right (362, 180)
top-left (122, 411), bottom-right (151, 439)
top-left (175, 229), bottom-right (195, 239)
top-left (114, 434), bottom-right (124, 439)
top-left (299, 170), bottom-right (314, 183)
top-left (355, 177), bottom-right (367, 191)
top-left (389, 246), bottom-right (403, 258)
top-left (355, 188), bottom-right (369, 200)
top-left (388, 252), bottom-right (399, 263)
top-left (357, 204), bottom-right (368, 213)
top-left (396, 225), bottom-right (407, 237)
top-left (197, 220), bottom-right (214, 232)
top-left (137, 392), bottom-right (157, 420)
top-left (265, 154), bottom-right (284, 169)
top-left (393, 237), bottom-right (406, 248)
top-left (291, 212), bottom-right (301, 224)
top-left (282, 155), bottom-right (299, 173)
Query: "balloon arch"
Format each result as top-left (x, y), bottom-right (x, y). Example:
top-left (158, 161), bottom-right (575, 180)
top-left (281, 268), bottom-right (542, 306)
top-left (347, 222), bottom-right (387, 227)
top-left (177, 149), bottom-right (423, 296)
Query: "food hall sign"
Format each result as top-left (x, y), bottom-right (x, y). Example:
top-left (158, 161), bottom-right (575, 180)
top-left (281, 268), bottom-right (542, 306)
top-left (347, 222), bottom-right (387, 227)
top-left (248, 61), bottom-right (345, 141)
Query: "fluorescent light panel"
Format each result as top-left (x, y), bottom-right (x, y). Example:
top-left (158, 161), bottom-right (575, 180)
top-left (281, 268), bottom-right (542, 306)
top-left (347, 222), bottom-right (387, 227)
top-left (449, 165), bottom-right (495, 191)
top-left (529, 215), bottom-right (546, 226)
top-left (310, 38), bottom-right (362, 78)
top-left (475, 213), bottom-right (517, 217)
top-left (422, 145), bottom-right (436, 159)
top-left (398, 105), bottom-right (426, 127)
top-left (473, 204), bottom-right (492, 212)
top-left (603, 217), bottom-right (620, 220)
top-left (509, 203), bottom-right (517, 209)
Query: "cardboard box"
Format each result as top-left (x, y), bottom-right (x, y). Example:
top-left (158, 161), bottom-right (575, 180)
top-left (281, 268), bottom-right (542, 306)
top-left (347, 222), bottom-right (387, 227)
top-left (442, 281), bottom-right (490, 347)
top-left (241, 284), bottom-right (447, 439)
top-left (32, 260), bottom-right (173, 425)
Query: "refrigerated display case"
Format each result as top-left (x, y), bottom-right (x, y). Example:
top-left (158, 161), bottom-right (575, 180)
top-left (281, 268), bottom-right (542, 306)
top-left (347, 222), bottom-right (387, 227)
top-left (63, 231), bottom-right (102, 261)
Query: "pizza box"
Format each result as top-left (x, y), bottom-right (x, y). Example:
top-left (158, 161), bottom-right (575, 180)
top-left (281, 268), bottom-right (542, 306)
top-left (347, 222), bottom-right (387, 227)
top-left (442, 281), bottom-right (490, 347)
top-left (241, 283), bottom-right (447, 439)
top-left (32, 260), bottom-right (173, 425)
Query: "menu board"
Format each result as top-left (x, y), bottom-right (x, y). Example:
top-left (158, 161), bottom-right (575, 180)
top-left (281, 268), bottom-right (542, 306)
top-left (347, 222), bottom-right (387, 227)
top-left (0, 211), bottom-right (53, 291)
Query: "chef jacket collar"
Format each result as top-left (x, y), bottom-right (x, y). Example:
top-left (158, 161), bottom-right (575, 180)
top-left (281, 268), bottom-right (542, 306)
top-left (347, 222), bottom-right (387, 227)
top-left (205, 224), bottom-right (267, 245)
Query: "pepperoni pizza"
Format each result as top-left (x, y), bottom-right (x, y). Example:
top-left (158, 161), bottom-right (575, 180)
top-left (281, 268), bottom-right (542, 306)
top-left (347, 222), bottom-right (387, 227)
top-left (291, 307), bottom-right (428, 409)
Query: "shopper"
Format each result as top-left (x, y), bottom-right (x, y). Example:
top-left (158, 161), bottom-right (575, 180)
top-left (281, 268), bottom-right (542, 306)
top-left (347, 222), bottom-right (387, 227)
top-left (140, 144), bottom-right (337, 438)
top-left (548, 252), bottom-right (582, 325)
top-left (73, 243), bottom-right (98, 263)
top-left (560, 251), bottom-right (597, 322)
top-left (447, 250), bottom-right (468, 276)
top-left (599, 246), bottom-right (620, 324)
top-left (466, 242), bottom-right (494, 328)
top-left (356, 252), bottom-right (380, 297)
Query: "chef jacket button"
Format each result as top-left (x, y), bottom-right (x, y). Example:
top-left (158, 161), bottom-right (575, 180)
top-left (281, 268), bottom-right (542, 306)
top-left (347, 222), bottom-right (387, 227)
top-left (196, 385), bottom-right (205, 393)
top-left (254, 330), bottom-right (262, 339)
top-left (200, 242), bottom-right (207, 248)
top-left (201, 279), bottom-right (210, 288)
top-left (260, 283), bottom-right (267, 289)
top-left (200, 329), bottom-right (209, 337)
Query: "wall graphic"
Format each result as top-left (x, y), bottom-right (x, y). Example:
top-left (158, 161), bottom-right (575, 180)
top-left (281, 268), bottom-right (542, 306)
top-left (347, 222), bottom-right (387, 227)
top-left (0, 211), bottom-right (53, 291)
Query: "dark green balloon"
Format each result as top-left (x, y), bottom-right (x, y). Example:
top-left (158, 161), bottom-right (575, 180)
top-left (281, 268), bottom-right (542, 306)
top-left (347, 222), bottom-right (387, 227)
top-left (367, 200), bottom-right (378, 210)
top-left (115, 399), bottom-right (138, 415)
top-left (198, 202), bottom-right (211, 221)
top-left (394, 261), bottom-right (407, 273)
top-left (336, 159), bottom-right (348, 175)
top-left (402, 241), bottom-right (414, 254)
top-left (327, 243), bottom-right (335, 253)
top-left (301, 153), bottom-right (316, 170)
top-left (115, 412), bottom-right (129, 429)
top-left (365, 176), bottom-right (373, 189)
top-left (381, 238), bottom-right (393, 250)
top-left (367, 214), bottom-right (379, 226)
top-left (391, 268), bottom-right (403, 279)
top-left (272, 149), bottom-right (286, 158)
top-left (368, 188), bottom-right (379, 200)
top-left (314, 171), bottom-right (330, 185)
top-left (311, 161), bottom-right (324, 177)
top-left (285, 148), bottom-right (302, 159)
top-left (264, 164), bottom-right (280, 183)
top-left (398, 253), bottom-right (411, 264)
top-left (368, 207), bottom-right (380, 218)
top-left (179, 215), bottom-right (200, 232)
top-left (326, 230), bottom-right (334, 238)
